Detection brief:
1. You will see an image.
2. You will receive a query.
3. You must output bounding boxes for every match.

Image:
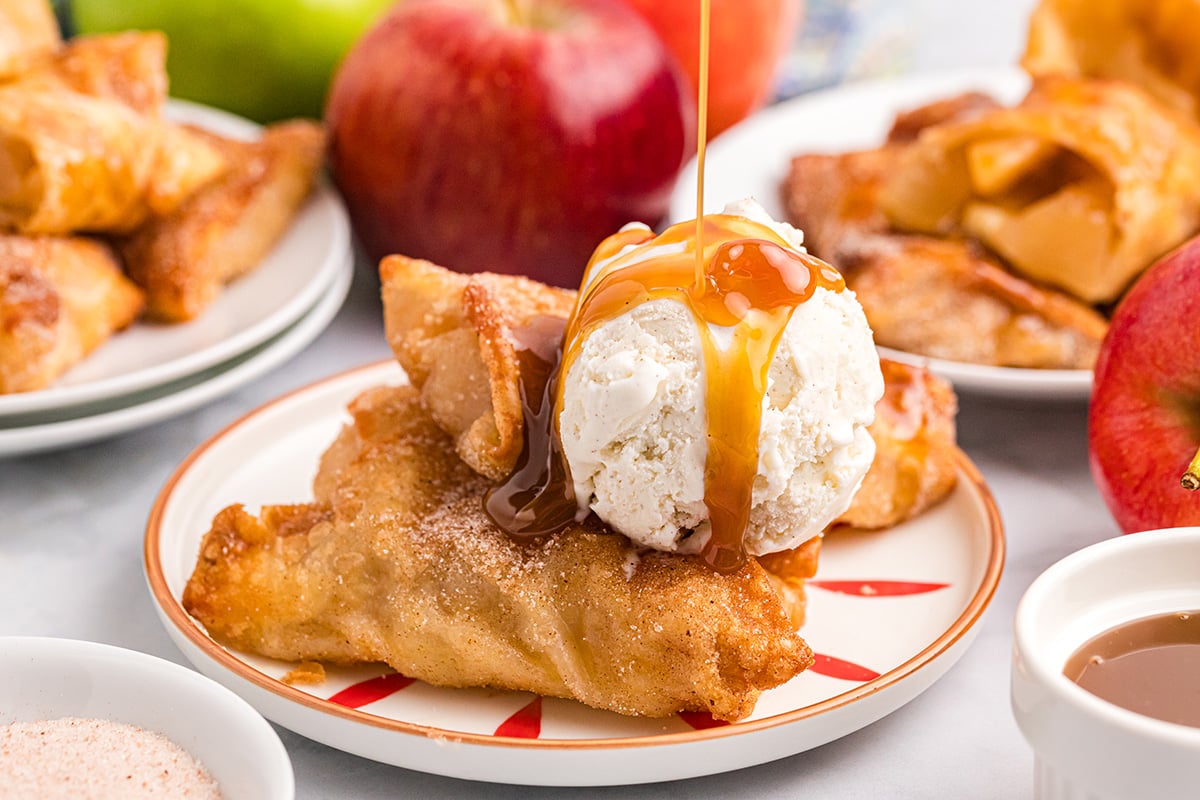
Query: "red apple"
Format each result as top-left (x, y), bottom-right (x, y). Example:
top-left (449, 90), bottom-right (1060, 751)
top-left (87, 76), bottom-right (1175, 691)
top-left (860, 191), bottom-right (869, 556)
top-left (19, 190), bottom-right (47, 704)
top-left (325, 0), bottom-right (695, 287)
top-left (623, 0), bottom-right (802, 138)
top-left (1089, 235), bottom-right (1200, 533)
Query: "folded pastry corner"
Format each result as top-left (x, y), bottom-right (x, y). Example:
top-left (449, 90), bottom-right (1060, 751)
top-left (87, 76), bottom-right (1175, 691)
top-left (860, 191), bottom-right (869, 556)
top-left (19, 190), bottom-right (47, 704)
top-left (380, 254), bottom-right (576, 480)
top-left (0, 83), bottom-right (226, 237)
top-left (1023, 0), bottom-right (1200, 120)
top-left (0, 0), bottom-right (60, 81)
top-left (119, 119), bottom-right (325, 322)
top-left (1, 31), bottom-right (227, 237)
top-left (886, 91), bottom-right (1002, 144)
top-left (835, 359), bottom-right (958, 531)
top-left (0, 234), bottom-right (143, 393)
top-left (757, 534), bottom-right (821, 630)
top-left (184, 383), bottom-right (812, 721)
top-left (20, 31), bottom-right (169, 116)
top-left (0, 85), bottom-right (155, 235)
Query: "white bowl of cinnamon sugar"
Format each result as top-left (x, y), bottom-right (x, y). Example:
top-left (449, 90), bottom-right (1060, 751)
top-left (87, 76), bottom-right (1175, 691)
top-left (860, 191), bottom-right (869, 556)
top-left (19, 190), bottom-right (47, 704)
top-left (0, 637), bottom-right (293, 799)
top-left (1012, 527), bottom-right (1200, 800)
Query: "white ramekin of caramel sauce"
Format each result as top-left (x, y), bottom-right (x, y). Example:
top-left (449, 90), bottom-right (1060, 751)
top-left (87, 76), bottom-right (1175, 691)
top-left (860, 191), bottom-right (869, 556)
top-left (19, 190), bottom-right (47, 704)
top-left (1012, 527), bottom-right (1200, 800)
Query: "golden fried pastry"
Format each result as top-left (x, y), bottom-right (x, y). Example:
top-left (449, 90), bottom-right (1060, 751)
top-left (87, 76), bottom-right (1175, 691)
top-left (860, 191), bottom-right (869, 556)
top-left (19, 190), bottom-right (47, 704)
top-left (0, 0), bottom-right (59, 80)
top-left (143, 123), bottom-right (230, 220)
top-left (184, 383), bottom-right (812, 721)
top-left (845, 237), bottom-right (1105, 369)
top-left (757, 535), bottom-right (820, 629)
top-left (835, 359), bottom-right (958, 530)
top-left (381, 254), bottom-right (576, 480)
top-left (0, 84), bottom-right (224, 235)
top-left (185, 251), bottom-right (965, 719)
top-left (7, 31), bottom-right (225, 233)
top-left (886, 91), bottom-right (1001, 144)
top-left (118, 120), bottom-right (325, 322)
top-left (19, 32), bottom-right (168, 115)
top-left (784, 146), bottom-right (894, 257)
top-left (0, 234), bottom-right (143, 393)
top-left (878, 77), bottom-right (1200, 304)
top-left (785, 148), bottom-right (1108, 368)
top-left (1023, 0), bottom-right (1200, 119)
top-left (0, 85), bottom-right (155, 234)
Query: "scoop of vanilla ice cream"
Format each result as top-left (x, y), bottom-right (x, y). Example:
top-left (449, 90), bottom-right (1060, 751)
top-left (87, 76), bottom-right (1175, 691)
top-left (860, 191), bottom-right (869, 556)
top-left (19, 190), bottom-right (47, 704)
top-left (723, 196), bottom-right (807, 250)
top-left (557, 199), bottom-right (884, 557)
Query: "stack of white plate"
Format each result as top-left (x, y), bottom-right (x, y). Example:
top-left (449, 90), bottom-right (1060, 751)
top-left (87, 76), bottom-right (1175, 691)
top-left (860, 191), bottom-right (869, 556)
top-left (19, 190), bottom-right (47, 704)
top-left (0, 102), bottom-right (355, 458)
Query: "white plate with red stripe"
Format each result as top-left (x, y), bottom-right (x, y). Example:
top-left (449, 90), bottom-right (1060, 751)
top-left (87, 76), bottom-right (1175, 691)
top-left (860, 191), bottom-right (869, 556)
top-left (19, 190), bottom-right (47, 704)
top-left (145, 361), bottom-right (1005, 787)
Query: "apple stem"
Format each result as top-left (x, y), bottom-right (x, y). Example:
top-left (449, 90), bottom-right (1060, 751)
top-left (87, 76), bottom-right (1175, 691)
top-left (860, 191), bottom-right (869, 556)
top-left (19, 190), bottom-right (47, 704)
top-left (1183, 446), bottom-right (1200, 491)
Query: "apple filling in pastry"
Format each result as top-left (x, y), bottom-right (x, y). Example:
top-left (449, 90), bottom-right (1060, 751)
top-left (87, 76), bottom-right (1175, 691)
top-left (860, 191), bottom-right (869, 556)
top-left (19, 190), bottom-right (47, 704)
top-left (879, 77), bottom-right (1200, 305)
top-left (785, 138), bottom-right (1110, 370)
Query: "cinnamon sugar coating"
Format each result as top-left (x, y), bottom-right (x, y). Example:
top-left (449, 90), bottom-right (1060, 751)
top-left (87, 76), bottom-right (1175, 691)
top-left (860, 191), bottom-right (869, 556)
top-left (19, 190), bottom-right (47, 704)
top-left (185, 385), bottom-right (812, 721)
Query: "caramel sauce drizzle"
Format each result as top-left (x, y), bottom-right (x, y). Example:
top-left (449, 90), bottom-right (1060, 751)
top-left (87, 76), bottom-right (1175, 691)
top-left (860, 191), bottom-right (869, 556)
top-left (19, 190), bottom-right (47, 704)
top-left (483, 315), bottom-right (575, 536)
top-left (694, 0), bottom-right (711, 288)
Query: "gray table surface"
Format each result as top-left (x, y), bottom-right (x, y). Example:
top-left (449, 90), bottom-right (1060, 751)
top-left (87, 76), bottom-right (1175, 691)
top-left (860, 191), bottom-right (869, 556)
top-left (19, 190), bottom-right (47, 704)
top-left (6, 2), bottom-right (1093, 795)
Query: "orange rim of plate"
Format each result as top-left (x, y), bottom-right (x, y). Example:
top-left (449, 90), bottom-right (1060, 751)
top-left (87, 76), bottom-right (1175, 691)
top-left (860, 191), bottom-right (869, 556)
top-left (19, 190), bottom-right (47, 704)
top-left (145, 359), bottom-right (1006, 751)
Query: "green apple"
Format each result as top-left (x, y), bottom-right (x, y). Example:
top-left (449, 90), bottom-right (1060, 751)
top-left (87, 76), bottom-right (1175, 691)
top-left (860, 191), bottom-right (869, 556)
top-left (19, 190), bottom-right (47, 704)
top-left (72, 0), bottom-right (392, 122)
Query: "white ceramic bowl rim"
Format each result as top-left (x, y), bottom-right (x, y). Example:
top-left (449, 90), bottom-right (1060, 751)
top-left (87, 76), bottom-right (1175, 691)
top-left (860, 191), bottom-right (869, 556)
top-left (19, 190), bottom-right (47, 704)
top-left (1014, 526), bottom-right (1200, 748)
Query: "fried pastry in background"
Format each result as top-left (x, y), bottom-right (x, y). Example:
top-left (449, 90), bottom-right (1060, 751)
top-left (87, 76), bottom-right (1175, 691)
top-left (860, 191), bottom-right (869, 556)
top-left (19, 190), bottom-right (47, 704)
top-left (4, 30), bottom-right (228, 235)
top-left (184, 384), bottom-right (812, 722)
top-left (0, 2), bottom-right (323, 390)
top-left (886, 91), bottom-right (1001, 143)
top-left (0, 84), bottom-right (225, 235)
top-left (0, 85), bottom-right (155, 233)
top-left (381, 254), bottom-right (576, 480)
top-left (757, 535), bottom-right (820, 630)
top-left (835, 359), bottom-right (957, 530)
top-left (18, 32), bottom-right (168, 115)
top-left (118, 120), bottom-right (325, 322)
top-left (0, 0), bottom-right (58, 80)
top-left (0, 235), bottom-right (142, 393)
top-left (1023, 0), bottom-right (1200, 120)
top-left (785, 147), bottom-right (1107, 369)
top-left (879, 77), bottom-right (1200, 304)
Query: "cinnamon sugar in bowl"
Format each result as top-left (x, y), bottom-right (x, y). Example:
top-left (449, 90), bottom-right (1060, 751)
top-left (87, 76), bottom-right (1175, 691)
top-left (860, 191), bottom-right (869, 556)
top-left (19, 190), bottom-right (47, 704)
top-left (0, 637), bottom-right (293, 799)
